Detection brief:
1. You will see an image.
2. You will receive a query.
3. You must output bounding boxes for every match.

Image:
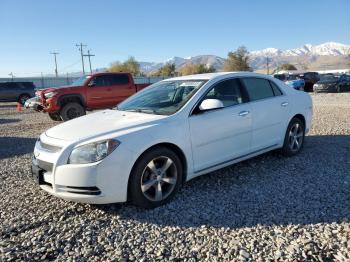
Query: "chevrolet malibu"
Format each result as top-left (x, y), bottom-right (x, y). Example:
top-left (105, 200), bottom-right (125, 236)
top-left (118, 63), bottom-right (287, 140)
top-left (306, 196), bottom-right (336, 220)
top-left (32, 72), bottom-right (313, 208)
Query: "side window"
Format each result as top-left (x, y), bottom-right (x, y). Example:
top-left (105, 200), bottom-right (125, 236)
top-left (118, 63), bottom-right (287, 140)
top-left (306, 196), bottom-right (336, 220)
top-left (109, 74), bottom-right (129, 85)
top-left (7, 83), bottom-right (18, 89)
top-left (269, 81), bottom-right (283, 96)
top-left (203, 78), bottom-right (244, 107)
top-left (92, 76), bottom-right (109, 87)
top-left (241, 78), bottom-right (275, 101)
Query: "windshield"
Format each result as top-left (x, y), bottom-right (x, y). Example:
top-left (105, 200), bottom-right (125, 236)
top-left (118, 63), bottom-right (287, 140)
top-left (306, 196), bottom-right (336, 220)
top-left (320, 74), bottom-right (338, 81)
top-left (71, 75), bottom-right (91, 86)
top-left (117, 80), bottom-right (207, 115)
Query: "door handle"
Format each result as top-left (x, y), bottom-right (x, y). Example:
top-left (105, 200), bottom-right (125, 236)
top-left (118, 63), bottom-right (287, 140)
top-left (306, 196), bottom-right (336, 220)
top-left (281, 102), bottom-right (289, 107)
top-left (238, 110), bottom-right (249, 117)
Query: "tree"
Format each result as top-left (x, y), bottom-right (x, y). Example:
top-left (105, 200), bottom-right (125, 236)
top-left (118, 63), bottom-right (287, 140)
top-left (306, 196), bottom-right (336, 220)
top-left (108, 56), bottom-right (140, 75)
top-left (179, 63), bottom-right (216, 76)
top-left (223, 46), bottom-right (251, 71)
top-left (278, 63), bottom-right (297, 71)
top-left (152, 63), bottom-right (176, 77)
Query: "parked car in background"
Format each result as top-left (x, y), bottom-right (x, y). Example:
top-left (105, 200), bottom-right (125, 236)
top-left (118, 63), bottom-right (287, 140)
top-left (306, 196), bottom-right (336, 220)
top-left (32, 72), bottom-right (312, 208)
top-left (273, 74), bottom-right (305, 91)
top-left (299, 72), bottom-right (320, 92)
top-left (0, 82), bottom-right (36, 105)
top-left (313, 74), bottom-right (350, 93)
top-left (32, 73), bottom-right (151, 121)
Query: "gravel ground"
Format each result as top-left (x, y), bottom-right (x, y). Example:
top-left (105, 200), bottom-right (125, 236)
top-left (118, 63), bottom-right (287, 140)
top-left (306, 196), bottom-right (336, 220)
top-left (0, 93), bottom-right (350, 261)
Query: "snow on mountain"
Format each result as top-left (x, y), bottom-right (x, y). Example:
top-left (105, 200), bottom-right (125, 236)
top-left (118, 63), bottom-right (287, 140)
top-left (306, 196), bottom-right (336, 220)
top-left (250, 48), bottom-right (282, 57)
top-left (251, 42), bottom-right (350, 57)
top-left (139, 42), bottom-right (350, 73)
top-left (140, 55), bottom-right (225, 74)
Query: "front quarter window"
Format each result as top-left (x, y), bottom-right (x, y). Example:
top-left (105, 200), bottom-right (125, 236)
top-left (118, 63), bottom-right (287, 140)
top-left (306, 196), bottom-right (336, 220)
top-left (117, 80), bottom-right (206, 115)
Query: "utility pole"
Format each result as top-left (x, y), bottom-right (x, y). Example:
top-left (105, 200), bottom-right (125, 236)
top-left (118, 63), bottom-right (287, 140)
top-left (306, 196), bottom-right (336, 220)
top-left (83, 50), bottom-right (95, 74)
top-left (266, 56), bottom-right (270, 75)
top-left (76, 43), bottom-right (87, 74)
top-left (50, 51), bottom-right (59, 77)
top-left (9, 72), bottom-right (14, 81)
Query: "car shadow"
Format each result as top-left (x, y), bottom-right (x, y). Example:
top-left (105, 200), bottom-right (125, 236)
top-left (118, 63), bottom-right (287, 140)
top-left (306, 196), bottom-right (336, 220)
top-left (0, 118), bottom-right (21, 124)
top-left (98, 134), bottom-right (350, 229)
top-left (0, 137), bottom-right (36, 159)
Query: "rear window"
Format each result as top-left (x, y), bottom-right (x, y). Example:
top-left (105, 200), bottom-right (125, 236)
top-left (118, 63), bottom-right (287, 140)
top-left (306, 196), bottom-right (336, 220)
top-left (241, 78), bottom-right (275, 101)
top-left (269, 81), bottom-right (283, 96)
top-left (20, 82), bottom-right (35, 89)
top-left (2, 82), bottom-right (18, 89)
top-left (108, 74), bottom-right (129, 85)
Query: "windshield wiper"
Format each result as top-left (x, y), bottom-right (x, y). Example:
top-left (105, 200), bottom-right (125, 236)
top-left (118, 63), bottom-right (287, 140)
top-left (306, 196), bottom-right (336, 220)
top-left (123, 108), bottom-right (159, 114)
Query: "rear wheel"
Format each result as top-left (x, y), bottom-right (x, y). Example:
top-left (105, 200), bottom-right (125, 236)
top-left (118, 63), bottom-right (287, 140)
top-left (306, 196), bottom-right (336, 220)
top-left (59, 102), bottom-right (86, 121)
top-left (18, 94), bottom-right (31, 105)
top-left (48, 112), bottom-right (62, 121)
top-left (129, 147), bottom-right (183, 208)
top-left (281, 118), bottom-right (305, 156)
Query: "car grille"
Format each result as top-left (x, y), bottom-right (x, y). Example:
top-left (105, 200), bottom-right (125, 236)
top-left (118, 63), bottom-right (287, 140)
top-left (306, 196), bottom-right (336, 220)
top-left (59, 186), bottom-right (101, 195)
top-left (40, 140), bottom-right (62, 153)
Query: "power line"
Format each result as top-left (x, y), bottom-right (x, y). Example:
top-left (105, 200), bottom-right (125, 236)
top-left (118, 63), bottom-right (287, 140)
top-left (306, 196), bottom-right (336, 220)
top-left (83, 50), bottom-right (95, 74)
top-left (59, 59), bottom-right (81, 73)
top-left (50, 51), bottom-right (59, 77)
top-left (76, 43), bottom-right (87, 74)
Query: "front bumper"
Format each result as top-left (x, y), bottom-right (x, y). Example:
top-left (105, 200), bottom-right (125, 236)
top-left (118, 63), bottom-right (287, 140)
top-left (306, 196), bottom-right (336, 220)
top-left (32, 135), bottom-right (137, 204)
top-left (313, 85), bottom-right (337, 93)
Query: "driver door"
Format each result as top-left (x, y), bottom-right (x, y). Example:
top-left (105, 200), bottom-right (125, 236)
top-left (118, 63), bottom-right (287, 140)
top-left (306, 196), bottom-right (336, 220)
top-left (188, 78), bottom-right (252, 173)
top-left (86, 75), bottom-right (115, 108)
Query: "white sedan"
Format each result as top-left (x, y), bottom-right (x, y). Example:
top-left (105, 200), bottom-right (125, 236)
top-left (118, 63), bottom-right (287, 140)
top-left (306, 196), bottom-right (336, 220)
top-left (32, 72), bottom-right (312, 208)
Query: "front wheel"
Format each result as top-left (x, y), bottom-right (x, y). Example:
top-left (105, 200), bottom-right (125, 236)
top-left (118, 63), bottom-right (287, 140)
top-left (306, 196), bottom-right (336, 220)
top-left (59, 102), bottom-right (86, 121)
top-left (129, 147), bottom-right (183, 208)
top-left (281, 118), bottom-right (305, 156)
top-left (48, 112), bottom-right (62, 121)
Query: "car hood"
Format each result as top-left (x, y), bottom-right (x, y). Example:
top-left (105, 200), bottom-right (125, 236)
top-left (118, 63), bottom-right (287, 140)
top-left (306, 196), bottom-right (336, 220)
top-left (37, 85), bottom-right (82, 94)
top-left (45, 110), bottom-right (167, 141)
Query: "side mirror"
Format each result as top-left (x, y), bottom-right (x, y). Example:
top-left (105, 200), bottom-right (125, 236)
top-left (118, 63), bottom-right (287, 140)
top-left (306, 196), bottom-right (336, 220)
top-left (88, 80), bottom-right (96, 87)
top-left (199, 99), bottom-right (224, 111)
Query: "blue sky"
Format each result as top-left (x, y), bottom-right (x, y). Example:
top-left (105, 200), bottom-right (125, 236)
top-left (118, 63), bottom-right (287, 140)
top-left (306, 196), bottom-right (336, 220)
top-left (0, 0), bottom-right (349, 76)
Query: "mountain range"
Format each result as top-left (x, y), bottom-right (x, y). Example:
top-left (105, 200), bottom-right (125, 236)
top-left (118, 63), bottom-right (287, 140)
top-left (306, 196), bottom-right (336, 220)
top-left (139, 42), bottom-right (350, 74)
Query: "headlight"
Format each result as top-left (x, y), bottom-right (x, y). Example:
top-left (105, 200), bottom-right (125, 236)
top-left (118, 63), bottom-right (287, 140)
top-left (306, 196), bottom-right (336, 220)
top-left (44, 91), bottom-right (57, 98)
top-left (68, 139), bottom-right (120, 164)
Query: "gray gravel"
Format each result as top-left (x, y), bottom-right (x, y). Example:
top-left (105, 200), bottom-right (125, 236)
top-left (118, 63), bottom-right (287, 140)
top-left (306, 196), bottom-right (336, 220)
top-left (1, 93), bottom-right (350, 261)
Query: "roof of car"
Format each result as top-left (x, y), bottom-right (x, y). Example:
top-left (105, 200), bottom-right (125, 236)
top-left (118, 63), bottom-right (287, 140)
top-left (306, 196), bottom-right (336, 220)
top-left (166, 72), bottom-right (274, 81)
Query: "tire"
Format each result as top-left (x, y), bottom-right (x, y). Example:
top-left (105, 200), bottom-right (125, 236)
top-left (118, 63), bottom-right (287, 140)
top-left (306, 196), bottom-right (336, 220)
top-left (59, 102), bottom-right (86, 121)
top-left (281, 118), bottom-right (305, 157)
top-left (18, 94), bottom-right (31, 106)
top-left (129, 146), bottom-right (183, 208)
top-left (48, 112), bottom-right (62, 121)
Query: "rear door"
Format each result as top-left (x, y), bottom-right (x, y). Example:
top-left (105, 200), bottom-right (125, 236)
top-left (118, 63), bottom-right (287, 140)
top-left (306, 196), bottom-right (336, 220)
top-left (240, 78), bottom-right (289, 151)
top-left (107, 74), bottom-right (135, 105)
top-left (86, 75), bottom-right (115, 108)
top-left (189, 78), bottom-right (252, 172)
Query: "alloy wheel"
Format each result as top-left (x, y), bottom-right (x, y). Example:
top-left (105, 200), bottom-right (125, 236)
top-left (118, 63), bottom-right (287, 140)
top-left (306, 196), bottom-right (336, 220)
top-left (288, 123), bottom-right (304, 152)
top-left (140, 156), bottom-right (178, 202)
top-left (67, 108), bottom-right (80, 119)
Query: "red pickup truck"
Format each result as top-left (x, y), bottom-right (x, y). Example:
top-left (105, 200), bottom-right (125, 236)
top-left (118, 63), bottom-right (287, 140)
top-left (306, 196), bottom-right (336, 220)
top-left (33, 73), bottom-right (150, 121)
